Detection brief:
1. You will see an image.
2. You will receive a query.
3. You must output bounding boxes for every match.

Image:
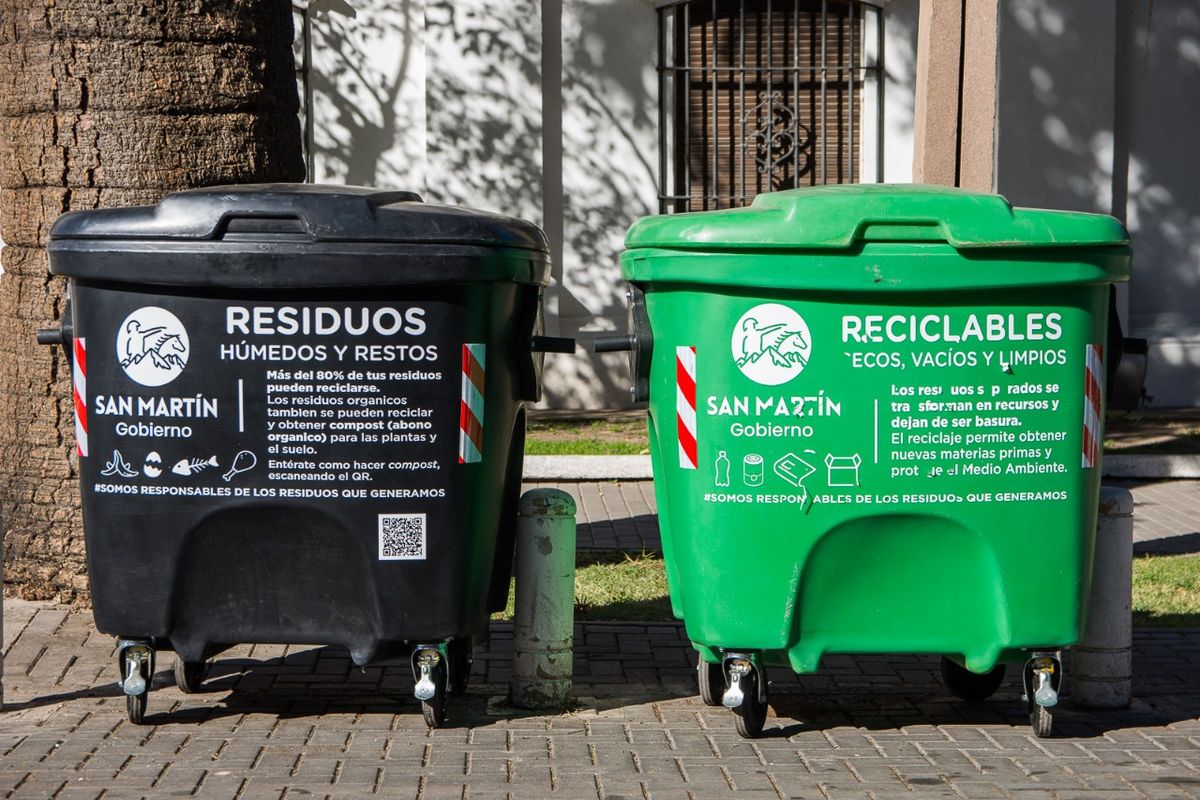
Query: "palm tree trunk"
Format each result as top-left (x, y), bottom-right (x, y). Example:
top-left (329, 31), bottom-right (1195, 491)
top-left (0, 1), bottom-right (304, 603)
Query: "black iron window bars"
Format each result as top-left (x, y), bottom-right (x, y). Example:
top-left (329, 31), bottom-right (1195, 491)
top-left (658, 0), bottom-right (883, 212)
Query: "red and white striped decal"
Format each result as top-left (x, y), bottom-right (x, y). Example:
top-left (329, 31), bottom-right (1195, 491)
top-left (1082, 343), bottom-right (1104, 469)
top-left (676, 345), bottom-right (697, 470)
top-left (73, 337), bottom-right (88, 457)
top-left (459, 343), bottom-right (486, 464)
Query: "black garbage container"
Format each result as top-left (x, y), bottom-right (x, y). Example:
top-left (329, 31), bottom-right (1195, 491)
top-left (41, 184), bottom-right (569, 725)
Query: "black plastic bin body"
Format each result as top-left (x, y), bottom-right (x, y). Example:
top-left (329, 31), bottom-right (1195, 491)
top-left (47, 185), bottom-right (552, 667)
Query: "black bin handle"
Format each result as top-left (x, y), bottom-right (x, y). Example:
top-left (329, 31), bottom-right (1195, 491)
top-left (594, 335), bottom-right (635, 353)
top-left (530, 336), bottom-right (576, 354)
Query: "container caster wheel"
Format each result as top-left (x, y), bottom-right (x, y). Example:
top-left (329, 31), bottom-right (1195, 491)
top-left (447, 638), bottom-right (473, 698)
top-left (940, 657), bottom-right (1006, 702)
top-left (722, 655), bottom-right (767, 738)
top-left (1030, 703), bottom-right (1054, 738)
top-left (118, 641), bottom-right (155, 725)
top-left (173, 657), bottom-right (206, 694)
top-left (732, 668), bottom-right (767, 739)
top-left (1023, 652), bottom-right (1061, 739)
top-left (420, 664), bottom-right (448, 728)
top-left (127, 691), bottom-right (148, 725)
top-left (697, 654), bottom-right (725, 707)
top-left (413, 646), bottom-right (448, 729)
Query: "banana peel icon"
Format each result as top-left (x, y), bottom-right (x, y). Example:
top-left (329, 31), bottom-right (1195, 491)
top-left (100, 450), bottom-right (138, 478)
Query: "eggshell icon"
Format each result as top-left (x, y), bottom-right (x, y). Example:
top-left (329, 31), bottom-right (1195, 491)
top-left (143, 451), bottom-right (163, 478)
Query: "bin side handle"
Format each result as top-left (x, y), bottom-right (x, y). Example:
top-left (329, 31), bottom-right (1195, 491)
top-left (530, 336), bottom-right (575, 354)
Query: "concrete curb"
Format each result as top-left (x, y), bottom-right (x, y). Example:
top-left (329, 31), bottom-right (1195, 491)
top-left (523, 454), bottom-right (1199, 481)
top-left (523, 455), bottom-right (653, 481)
top-left (1102, 455), bottom-right (1200, 479)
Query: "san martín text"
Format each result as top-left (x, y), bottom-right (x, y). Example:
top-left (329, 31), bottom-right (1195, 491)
top-left (92, 393), bottom-right (218, 440)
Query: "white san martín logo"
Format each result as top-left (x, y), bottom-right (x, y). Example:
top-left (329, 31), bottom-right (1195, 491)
top-left (116, 307), bottom-right (190, 387)
top-left (731, 303), bottom-right (812, 386)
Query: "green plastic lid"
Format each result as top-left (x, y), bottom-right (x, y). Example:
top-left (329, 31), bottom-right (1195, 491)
top-left (625, 184), bottom-right (1129, 251)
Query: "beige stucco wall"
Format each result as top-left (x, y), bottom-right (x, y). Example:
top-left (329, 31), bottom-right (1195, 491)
top-left (995, 0), bottom-right (1200, 406)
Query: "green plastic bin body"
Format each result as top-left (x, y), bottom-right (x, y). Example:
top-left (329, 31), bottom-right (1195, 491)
top-left (621, 186), bottom-right (1131, 674)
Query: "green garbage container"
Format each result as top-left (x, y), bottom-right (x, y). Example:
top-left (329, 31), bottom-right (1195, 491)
top-left (616, 185), bottom-right (1130, 738)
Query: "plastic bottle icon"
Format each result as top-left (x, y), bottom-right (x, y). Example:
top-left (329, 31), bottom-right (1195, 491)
top-left (743, 454), bottom-right (764, 486)
top-left (715, 450), bottom-right (731, 487)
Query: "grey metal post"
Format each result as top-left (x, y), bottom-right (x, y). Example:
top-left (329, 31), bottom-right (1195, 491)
top-left (510, 488), bottom-right (576, 710)
top-left (1070, 486), bottom-right (1134, 709)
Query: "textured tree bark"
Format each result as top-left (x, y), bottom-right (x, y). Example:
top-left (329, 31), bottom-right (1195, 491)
top-left (0, 1), bottom-right (303, 603)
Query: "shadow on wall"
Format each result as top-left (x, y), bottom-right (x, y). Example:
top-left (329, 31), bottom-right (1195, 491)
top-left (998, 1), bottom-right (1200, 402)
top-left (883, 0), bottom-right (918, 177)
top-left (424, 0), bottom-right (545, 224)
top-left (1122, 2), bottom-right (1200, 382)
top-left (998, 1), bottom-right (1119, 213)
top-left (549, 0), bottom-right (661, 406)
top-left (421, 0), bottom-right (662, 407)
top-left (560, 0), bottom-right (658, 297)
top-left (309, 0), bottom-right (426, 187)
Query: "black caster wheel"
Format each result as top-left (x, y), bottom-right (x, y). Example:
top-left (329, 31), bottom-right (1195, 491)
top-left (126, 691), bottom-right (148, 725)
top-left (1022, 656), bottom-right (1061, 738)
top-left (118, 644), bottom-right (155, 725)
top-left (421, 662), bottom-right (448, 729)
top-left (940, 657), bottom-right (1006, 702)
top-left (733, 668), bottom-right (767, 739)
top-left (697, 654), bottom-right (725, 707)
top-left (1030, 703), bottom-right (1054, 738)
top-left (447, 638), bottom-right (473, 698)
top-left (173, 657), bottom-right (207, 694)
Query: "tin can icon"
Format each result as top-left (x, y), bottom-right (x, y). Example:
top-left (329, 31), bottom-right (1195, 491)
top-left (743, 454), bottom-right (764, 486)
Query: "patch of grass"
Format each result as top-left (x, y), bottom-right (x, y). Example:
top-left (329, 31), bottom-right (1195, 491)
top-left (1133, 554), bottom-right (1200, 627)
top-left (493, 550), bottom-right (672, 622)
top-left (525, 418), bottom-right (649, 456)
top-left (494, 549), bottom-right (1200, 628)
top-left (525, 437), bottom-right (647, 456)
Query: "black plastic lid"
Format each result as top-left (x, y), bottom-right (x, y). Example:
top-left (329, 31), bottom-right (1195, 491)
top-left (49, 183), bottom-right (550, 253)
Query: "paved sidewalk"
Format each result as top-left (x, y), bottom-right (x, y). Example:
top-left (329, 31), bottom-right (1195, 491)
top-left (2, 601), bottom-right (1200, 799)
top-left (1, 478), bottom-right (1197, 798)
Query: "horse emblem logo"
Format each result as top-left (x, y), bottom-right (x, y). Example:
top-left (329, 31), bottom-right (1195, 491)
top-left (116, 307), bottom-right (190, 387)
top-left (731, 303), bottom-right (812, 385)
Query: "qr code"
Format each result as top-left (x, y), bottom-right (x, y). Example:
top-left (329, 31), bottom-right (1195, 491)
top-left (378, 513), bottom-right (426, 560)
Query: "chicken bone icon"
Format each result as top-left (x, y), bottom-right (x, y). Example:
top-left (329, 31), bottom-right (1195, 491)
top-left (223, 450), bottom-right (257, 482)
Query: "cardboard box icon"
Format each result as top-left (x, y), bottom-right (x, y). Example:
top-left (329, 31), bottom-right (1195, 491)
top-left (824, 453), bottom-right (862, 487)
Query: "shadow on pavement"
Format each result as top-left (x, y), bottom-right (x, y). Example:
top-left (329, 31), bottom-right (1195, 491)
top-left (26, 644), bottom-right (1180, 740)
top-left (1136, 531), bottom-right (1200, 555)
top-left (0, 668), bottom-right (176, 712)
top-left (577, 513), bottom-right (662, 554)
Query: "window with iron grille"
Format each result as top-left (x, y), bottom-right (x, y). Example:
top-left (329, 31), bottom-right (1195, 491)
top-left (658, 0), bottom-right (883, 212)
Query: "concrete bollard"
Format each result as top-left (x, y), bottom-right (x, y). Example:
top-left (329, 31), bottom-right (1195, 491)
top-left (510, 488), bottom-right (576, 710)
top-left (1071, 486), bottom-right (1134, 709)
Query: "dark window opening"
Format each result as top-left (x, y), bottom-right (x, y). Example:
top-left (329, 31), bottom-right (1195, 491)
top-left (658, 0), bottom-right (883, 212)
